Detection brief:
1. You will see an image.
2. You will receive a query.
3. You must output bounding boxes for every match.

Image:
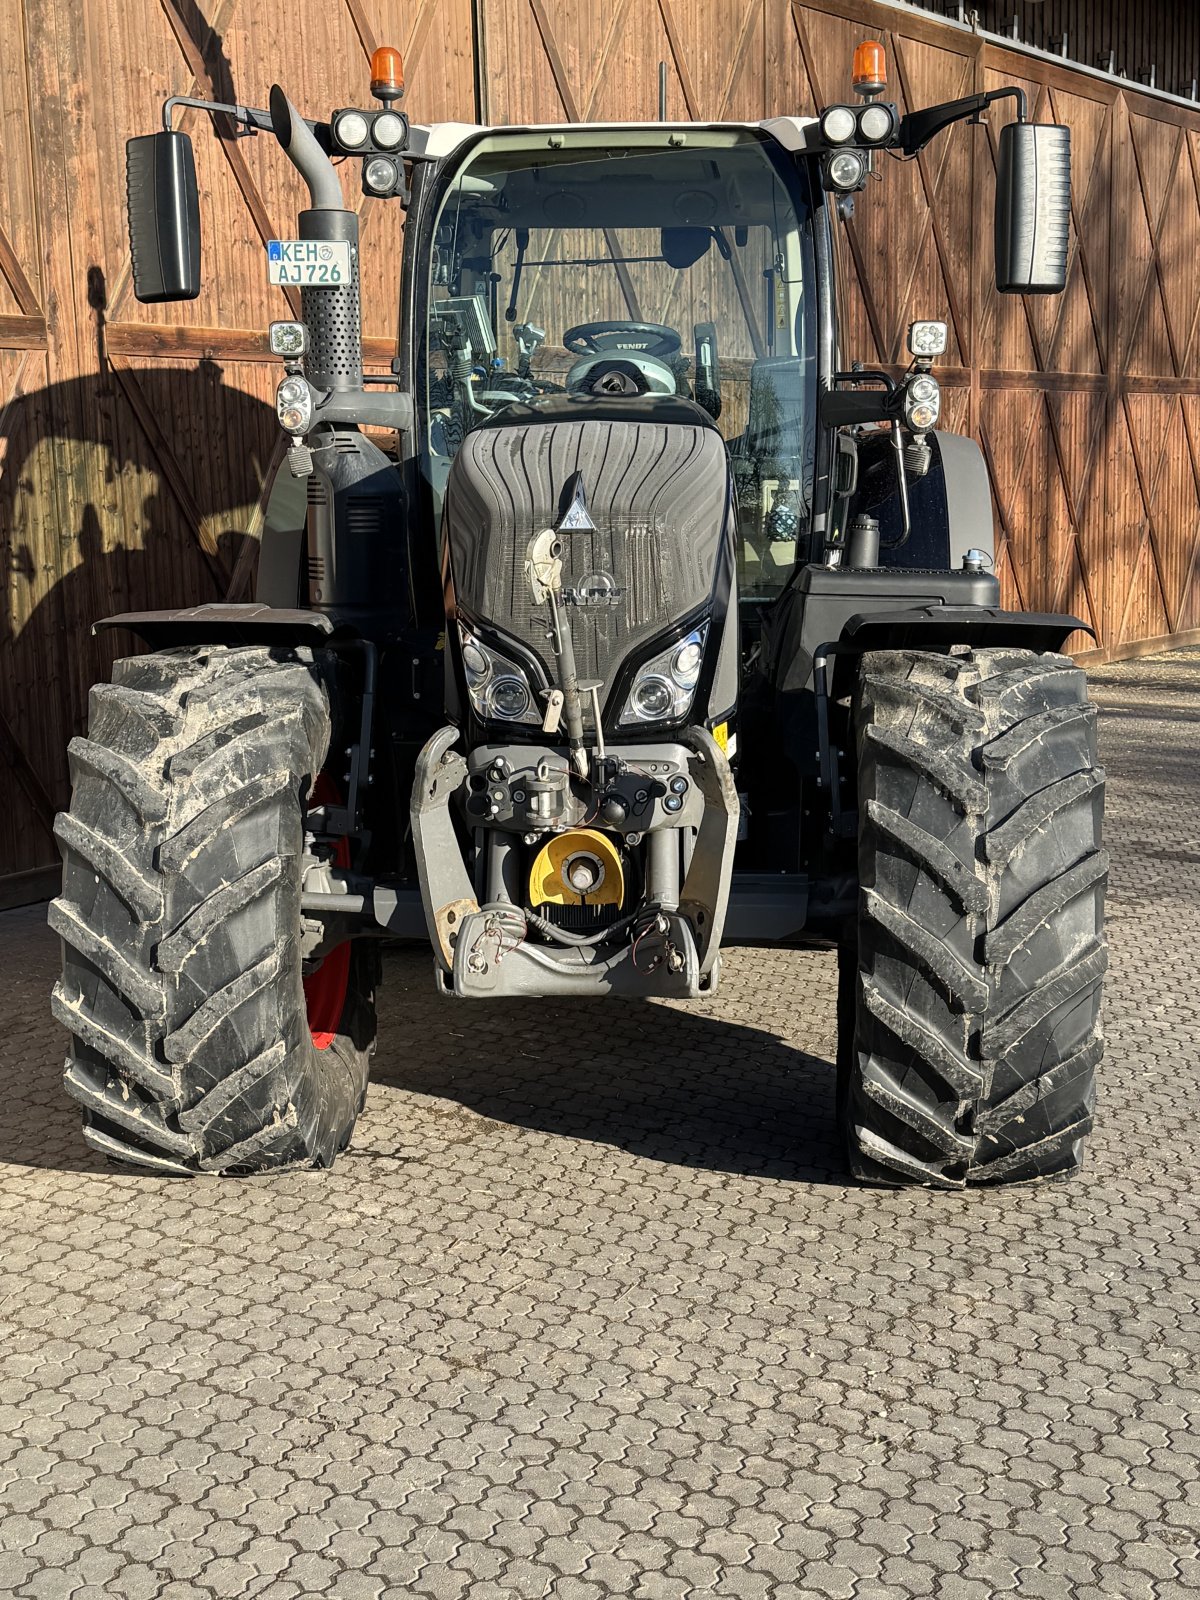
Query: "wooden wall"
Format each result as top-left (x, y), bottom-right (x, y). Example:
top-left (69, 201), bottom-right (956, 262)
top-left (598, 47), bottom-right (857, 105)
top-left (4, 0), bottom-right (1200, 897)
top-left (0, 0), bottom-right (475, 904)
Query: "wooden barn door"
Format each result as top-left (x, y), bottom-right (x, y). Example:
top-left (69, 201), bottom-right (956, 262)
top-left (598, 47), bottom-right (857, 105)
top-left (0, 0), bottom-right (476, 902)
top-left (478, 0), bottom-right (1200, 667)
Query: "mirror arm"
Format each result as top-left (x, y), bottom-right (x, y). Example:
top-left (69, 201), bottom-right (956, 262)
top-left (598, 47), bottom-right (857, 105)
top-left (163, 95), bottom-right (281, 136)
top-left (898, 86), bottom-right (1027, 158)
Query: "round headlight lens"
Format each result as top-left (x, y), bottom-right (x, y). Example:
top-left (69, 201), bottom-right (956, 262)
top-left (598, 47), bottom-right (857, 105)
top-left (909, 375), bottom-right (939, 404)
top-left (632, 675), bottom-right (675, 721)
top-left (858, 104), bottom-right (894, 143)
top-left (462, 642), bottom-right (490, 683)
top-left (335, 111), bottom-right (369, 148)
top-left (820, 106), bottom-right (857, 144)
top-left (672, 640), bottom-right (703, 687)
top-left (373, 112), bottom-right (405, 149)
top-left (907, 402), bottom-right (939, 431)
top-left (487, 676), bottom-right (531, 720)
top-left (827, 150), bottom-right (866, 191)
top-left (277, 376), bottom-right (307, 406)
top-left (278, 405), bottom-right (308, 432)
top-left (364, 156), bottom-right (400, 195)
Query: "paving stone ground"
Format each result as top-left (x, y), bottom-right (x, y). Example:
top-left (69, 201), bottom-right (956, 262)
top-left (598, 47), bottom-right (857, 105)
top-left (2, 649), bottom-right (1199, 1600)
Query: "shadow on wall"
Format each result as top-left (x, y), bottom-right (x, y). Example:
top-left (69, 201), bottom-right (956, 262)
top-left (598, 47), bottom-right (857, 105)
top-left (0, 267), bottom-right (280, 876)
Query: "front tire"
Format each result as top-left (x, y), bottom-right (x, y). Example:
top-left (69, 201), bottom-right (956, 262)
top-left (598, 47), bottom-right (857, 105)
top-left (840, 648), bottom-right (1107, 1187)
top-left (51, 645), bottom-right (375, 1174)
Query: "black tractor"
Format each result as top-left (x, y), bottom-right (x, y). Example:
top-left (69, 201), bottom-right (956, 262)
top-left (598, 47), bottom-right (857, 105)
top-left (51, 40), bottom-right (1106, 1185)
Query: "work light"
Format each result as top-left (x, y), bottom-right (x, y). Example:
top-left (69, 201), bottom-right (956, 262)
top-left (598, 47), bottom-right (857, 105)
top-left (908, 320), bottom-right (948, 358)
top-left (857, 103), bottom-right (896, 143)
top-left (363, 155), bottom-right (402, 198)
top-left (824, 150), bottom-right (867, 191)
top-left (333, 111), bottom-right (369, 149)
top-left (372, 112), bottom-right (406, 149)
top-left (268, 320), bottom-right (309, 358)
top-left (820, 106), bottom-right (857, 145)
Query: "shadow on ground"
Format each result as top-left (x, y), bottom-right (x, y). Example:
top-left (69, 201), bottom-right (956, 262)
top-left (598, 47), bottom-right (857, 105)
top-left (5, 935), bottom-right (847, 1185)
top-left (358, 947), bottom-right (849, 1187)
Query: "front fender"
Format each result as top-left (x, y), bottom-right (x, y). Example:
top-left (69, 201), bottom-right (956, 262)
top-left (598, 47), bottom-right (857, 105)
top-left (93, 603), bottom-right (336, 649)
top-left (839, 604), bottom-right (1093, 656)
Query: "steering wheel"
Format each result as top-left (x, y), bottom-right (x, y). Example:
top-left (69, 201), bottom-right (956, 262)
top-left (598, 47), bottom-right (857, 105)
top-left (563, 321), bottom-right (682, 360)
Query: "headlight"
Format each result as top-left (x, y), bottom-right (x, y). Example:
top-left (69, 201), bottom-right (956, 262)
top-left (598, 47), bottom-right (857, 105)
top-left (820, 106), bottom-right (857, 145)
top-left (824, 150), bottom-right (867, 192)
top-left (619, 624), bottom-right (708, 727)
top-left (363, 155), bottom-right (402, 197)
top-left (458, 625), bottom-right (541, 726)
top-left (372, 112), bottom-right (406, 149)
top-left (334, 110), bottom-right (369, 149)
top-left (857, 103), bottom-right (895, 143)
top-left (276, 374), bottom-right (313, 434)
top-left (904, 373), bottom-right (941, 432)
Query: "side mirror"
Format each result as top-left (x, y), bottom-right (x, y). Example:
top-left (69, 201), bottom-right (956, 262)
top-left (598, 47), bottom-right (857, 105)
top-left (994, 122), bottom-right (1070, 294)
top-left (125, 131), bottom-right (202, 303)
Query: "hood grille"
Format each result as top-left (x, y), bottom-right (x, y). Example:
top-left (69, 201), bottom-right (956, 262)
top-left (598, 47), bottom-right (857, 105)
top-left (443, 417), bottom-right (730, 691)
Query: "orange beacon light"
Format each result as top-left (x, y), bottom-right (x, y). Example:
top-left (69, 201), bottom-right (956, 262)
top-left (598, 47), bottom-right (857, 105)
top-left (852, 39), bottom-right (887, 99)
top-left (370, 45), bottom-right (405, 105)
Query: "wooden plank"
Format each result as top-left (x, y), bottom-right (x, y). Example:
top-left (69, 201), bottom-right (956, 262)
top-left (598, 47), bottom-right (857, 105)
top-left (0, 220), bottom-right (42, 318)
top-left (0, 705), bottom-right (58, 841)
top-left (656, 0), bottom-right (700, 117)
top-left (528, 0), bottom-right (581, 120)
top-left (891, 36), bottom-right (973, 366)
top-left (345, 0), bottom-right (378, 60)
top-left (225, 432), bottom-right (288, 602)
top-left (105, 323), bottom-right (397, 364)
top-left (0, 314), bottom-right (47, 351)
top-left (108, 355), bottom-right (232, 589)
top-left (0, 865), bottom-right (61, 912)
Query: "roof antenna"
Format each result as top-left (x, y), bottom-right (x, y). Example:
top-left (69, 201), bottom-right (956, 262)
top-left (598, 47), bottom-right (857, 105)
top-left (658, 62), bottom-right (668, 120)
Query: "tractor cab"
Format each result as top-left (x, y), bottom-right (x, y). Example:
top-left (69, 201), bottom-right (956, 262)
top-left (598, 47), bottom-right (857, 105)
top-left (414, 126), bottom-right (819, 610)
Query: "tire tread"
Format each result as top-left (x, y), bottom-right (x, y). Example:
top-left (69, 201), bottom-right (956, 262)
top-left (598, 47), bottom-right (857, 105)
top-left (846, 646), bottom-right (1107, 1187)
top-left (53, 645), bottom-right (374, 1175)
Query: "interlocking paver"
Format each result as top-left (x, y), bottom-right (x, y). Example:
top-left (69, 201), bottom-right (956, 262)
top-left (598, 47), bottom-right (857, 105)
top-left (2, 647), bottom-right (1200, 1597)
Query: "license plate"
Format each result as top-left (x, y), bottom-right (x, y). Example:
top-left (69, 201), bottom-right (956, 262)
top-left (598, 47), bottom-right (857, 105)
top-left (267, 239), bottom-right (352, 286)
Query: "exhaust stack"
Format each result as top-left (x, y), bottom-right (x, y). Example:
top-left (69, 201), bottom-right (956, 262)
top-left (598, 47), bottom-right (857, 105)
top-left (269, 85), bottom-right (362, 394)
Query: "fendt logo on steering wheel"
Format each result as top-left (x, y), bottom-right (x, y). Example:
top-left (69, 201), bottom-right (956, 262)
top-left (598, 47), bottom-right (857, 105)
top-left (563, 572), bottom-right (624, 607)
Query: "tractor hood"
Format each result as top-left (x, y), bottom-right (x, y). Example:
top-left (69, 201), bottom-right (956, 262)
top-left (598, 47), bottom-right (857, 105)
top-left (441, 397), bottom-right (734, 720)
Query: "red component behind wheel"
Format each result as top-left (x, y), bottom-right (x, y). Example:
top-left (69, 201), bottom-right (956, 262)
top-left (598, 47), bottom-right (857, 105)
top-left (303, 774), bottom-right (352, 1050)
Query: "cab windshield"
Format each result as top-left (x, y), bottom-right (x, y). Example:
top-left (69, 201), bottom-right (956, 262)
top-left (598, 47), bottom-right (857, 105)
top-left (420, 132), bottom-right (818, 599)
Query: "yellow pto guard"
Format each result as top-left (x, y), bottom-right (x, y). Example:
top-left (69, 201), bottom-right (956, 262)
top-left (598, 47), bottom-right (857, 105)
top-left (529, 828), bottom-right (624, 908)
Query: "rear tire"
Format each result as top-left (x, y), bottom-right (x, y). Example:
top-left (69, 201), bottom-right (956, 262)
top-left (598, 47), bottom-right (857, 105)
top-left (840, 647), bottom-right (1107, 1188)
top-left (51, 645), bottom-right (375, 1175)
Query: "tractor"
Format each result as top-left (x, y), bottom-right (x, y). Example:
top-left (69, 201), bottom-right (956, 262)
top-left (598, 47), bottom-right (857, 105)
top-left (51, 39), bottom-right (1106, 1185)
